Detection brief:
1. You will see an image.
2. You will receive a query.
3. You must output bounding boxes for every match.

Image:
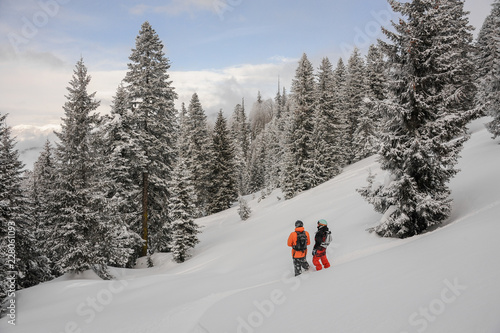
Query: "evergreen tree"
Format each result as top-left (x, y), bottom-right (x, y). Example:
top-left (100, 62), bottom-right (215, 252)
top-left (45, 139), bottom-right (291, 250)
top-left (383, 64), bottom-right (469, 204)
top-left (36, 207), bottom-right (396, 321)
top-left (208, 110), bottom-right (237, 213)
top-left (281, 99), bottom-right (300, 199)
top-left (345, 48), bottom-right (366, 164)
top-left (284, 53), bottom-right (316, 196)
top-left (332, 58), bottom-right (350, 167)
top-left (358, 0), bottom-right (479, 238)
top-left (352, 45), bottom-right (387, 160)
top-left (168, 155), bottom-right (199, 263)
top-left (50, 59), bottom-right (124, 278)
top-left (229, 103), bottom-right (251, 195)
top-left (365, 44), bottom-right (387, 102)
top-left (312, 57), bottom-right (341, 186)
top-left (99, 85), bottom-right (143, 266)
top-left (237, 196), bottom-right (252, 221)
top-left (184, 93), bottom-right (213, 216)
top-left (177, 103), bottom-right (190, 154)
top-left (0, 114), bottom-right (51, 313)
top-left (353, 96), bottom-right (379, 160)
top-left (262, 113), bottom-right (284, 192)
top-left (248, 131), bottom-right (267, 193)
top-left (30, 140), bottom-right (60, 275)
top-left (476, 0), bottom-right (500, 138)
top-left (274, 79), bottom-right (284, 120)
top-left (123, 21), bottom-right (178, 255)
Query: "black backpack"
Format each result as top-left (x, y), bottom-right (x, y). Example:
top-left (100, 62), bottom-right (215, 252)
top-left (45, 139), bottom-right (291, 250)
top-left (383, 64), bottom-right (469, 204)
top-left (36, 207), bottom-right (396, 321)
top-left (321, 230), bottom-right (332, 248)
top-left (293, 231), bottom-right (308, 252)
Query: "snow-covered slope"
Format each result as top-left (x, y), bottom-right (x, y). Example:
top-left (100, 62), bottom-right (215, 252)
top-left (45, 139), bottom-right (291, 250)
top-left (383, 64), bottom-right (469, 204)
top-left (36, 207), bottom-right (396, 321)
top-left (2, 118), bottom-right (500, 333)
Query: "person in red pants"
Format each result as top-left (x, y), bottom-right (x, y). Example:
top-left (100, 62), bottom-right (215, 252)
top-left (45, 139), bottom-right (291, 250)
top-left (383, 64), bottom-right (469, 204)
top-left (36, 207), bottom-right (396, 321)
top-left (312, 219), bottom-right (331, 271)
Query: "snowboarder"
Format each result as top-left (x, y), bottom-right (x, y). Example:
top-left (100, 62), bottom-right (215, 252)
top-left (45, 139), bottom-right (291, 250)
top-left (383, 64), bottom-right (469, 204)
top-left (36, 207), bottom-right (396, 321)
top-left (287, 220), bottom-right (310, 276)
top-left (312, 219), bottom-right (331, 271)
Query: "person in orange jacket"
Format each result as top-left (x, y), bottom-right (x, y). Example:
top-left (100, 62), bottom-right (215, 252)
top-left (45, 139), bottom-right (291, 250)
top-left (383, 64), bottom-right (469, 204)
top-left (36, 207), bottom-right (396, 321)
top-left (287, 220), bottom-right (310, 276)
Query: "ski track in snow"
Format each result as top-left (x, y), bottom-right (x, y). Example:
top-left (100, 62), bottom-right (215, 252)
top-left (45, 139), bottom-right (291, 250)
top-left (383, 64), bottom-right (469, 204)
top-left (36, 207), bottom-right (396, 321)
top-left (445, 199), bottom-right (500, 226)
top-left (128, 279), bottom-right (283, 333)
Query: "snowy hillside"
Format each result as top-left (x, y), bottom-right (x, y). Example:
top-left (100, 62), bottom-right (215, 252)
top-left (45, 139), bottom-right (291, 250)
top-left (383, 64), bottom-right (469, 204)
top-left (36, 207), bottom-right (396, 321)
top-left (2, 117), bottom-right (500, 333)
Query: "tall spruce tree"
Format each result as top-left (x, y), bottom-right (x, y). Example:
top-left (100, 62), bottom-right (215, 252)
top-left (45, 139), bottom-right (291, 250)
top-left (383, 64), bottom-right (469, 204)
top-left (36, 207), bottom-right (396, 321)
top-left (51, 59), bottom-right (124, 278)
top-left (283, 53), bottom-right (316, 196)
top-left (353, 96), bottom-right (379, 161)
top-left (353, 45), bottom-right (386, 160)
top-left (312, 57), bottom-right (341, 185)
top-left (229, 103), bottom-right (251, 195)
top-left (184, 93), bottom-right (213, 216)
top-left (248, 131), bottom-right (267, 193)
top-left (30, 140), bottom-right (59, 275)
top-left (358, 0), bottom-right (478, 238)
top-left (168, 156), bottom-right (199, 263)
top-left (208, 110), bottom-right (237, 213)
top-left (365, 44), bottom-right (387, 102)
top-left (100, 85), bottom-right (143, 266)
top-left (332, 58), bottom-right (350, 167)
top-left (263, 110), bottom-right (285, 192)
top-left (476, 0), bottom-right (500, 138)
top-left (0, 114), bottom-right (51, 312)
top-left (345, 48), bottom-right (366, 164)
top-left (123, 21), bottom-right (178, 256)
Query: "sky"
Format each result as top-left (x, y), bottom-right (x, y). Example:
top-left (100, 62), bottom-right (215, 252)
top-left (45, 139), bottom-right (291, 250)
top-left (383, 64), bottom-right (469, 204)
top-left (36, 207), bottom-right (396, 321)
top-left (0, 0), bottom-right (495, 164)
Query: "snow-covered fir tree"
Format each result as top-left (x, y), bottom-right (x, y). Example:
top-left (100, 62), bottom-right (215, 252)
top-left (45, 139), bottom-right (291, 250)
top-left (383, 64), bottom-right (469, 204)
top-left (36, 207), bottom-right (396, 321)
top-left (344, 48), bottom-right (366, 164)
top-left (123, 21), bottom-right (178, 256)
top-left (365, 44), bottom-right (387, 102)
top-left (283, 53), bottom-right (316, 197)
top-left (0, 114), bottom-right (52, 313)
top-left (476, 0), bottom-right (500, 138)
top-left (184, 93), bottom-right (213, 216)
top-left (177, 103), bottom-right (190, 154)
top-left (237, 196), bottom-right (251, 221)
top-left (352, 45), bottom-right (386, 160)
top-left (168, 155), bottom-right (199, 263)
top-left (312, 57), bottom-right (342, 186)
top-left (99, 84), bottom-right (143, 266)
top-left (248, 92), bottom-right (274, 193)
top-left (29, 140), bottom-right (59, 275)
top-left (50, 59), bottom-right (123, 278)
top-left (332, 58), bottom-right (350, 167)
top-left (262, 110), bottom-right (285, 192)
top-left (229, 103), bottom-right (251, 195)
top-left (353, 96), bottom-right (379, 161)
top-left (248, 131), bottom-right (267, 193)
top-left (208, 110), bottom-right (237, 214)
top-left (358, 0), bottom-right (479, 238)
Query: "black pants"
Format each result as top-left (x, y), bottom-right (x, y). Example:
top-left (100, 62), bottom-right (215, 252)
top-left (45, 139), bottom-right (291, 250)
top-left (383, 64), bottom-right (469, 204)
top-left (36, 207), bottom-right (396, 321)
top-left (293, 257), bottom-right (309, 276)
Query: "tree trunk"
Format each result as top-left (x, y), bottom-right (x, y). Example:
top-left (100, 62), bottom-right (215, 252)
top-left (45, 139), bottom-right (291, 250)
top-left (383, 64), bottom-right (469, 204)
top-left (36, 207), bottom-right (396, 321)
top-left (141, 171), bottom-right (148, 257)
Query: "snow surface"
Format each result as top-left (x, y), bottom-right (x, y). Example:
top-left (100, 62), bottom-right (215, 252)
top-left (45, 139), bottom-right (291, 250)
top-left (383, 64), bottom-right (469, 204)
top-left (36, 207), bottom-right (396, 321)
top-left (2, 118), bottom-right (500, 333)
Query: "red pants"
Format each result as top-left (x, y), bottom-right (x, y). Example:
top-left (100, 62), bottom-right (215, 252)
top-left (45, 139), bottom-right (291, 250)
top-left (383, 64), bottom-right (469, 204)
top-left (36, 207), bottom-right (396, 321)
top-left (313, 249), bottom-right (330, 271)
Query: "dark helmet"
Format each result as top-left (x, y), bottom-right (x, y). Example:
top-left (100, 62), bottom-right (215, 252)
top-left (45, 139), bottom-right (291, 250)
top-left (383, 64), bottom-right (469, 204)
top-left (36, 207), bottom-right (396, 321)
top-left (295, 220), bottom-right (304, 228)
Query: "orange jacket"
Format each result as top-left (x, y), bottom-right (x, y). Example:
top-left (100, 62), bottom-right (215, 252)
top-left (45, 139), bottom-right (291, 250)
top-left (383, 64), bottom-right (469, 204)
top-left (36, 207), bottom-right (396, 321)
top-left (287, 227), bottom-right (310, 258)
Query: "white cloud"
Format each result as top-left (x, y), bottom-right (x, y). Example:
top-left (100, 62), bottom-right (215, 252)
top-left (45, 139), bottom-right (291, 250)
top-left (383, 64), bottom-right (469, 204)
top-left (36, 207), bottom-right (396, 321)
top-left (171, 58), bottom-right (297, 120)
top-left (1, 45), bottom-right (297, 127)
top-left (11, 124), bottom-right (60, 170)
